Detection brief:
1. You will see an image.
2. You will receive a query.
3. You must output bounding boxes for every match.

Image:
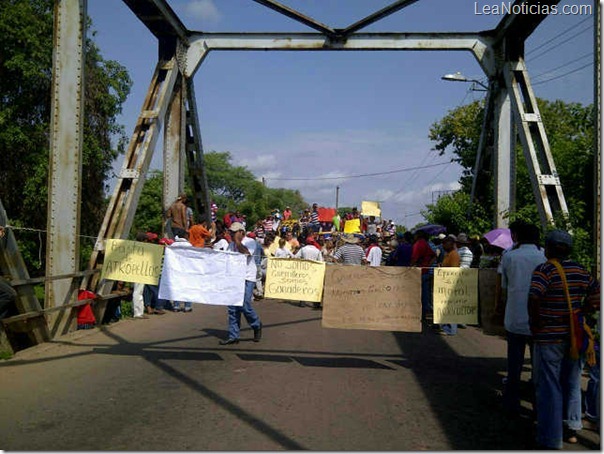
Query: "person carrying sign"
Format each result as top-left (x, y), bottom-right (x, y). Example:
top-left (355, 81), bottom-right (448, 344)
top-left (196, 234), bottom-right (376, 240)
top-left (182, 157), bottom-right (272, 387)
top-left (220, 222), bottom-right (262, 345)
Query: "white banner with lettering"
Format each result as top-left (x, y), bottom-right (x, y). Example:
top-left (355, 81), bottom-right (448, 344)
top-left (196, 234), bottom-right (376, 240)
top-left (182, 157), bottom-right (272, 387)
top-left (158, 245), bottom-right (246, 306)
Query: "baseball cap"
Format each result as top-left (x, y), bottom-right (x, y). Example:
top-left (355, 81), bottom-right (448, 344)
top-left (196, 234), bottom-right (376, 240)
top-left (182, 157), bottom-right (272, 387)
top-left (229, 222), bottom-right (245, 232)
top-left (545, 229), bottom-right (573, 247)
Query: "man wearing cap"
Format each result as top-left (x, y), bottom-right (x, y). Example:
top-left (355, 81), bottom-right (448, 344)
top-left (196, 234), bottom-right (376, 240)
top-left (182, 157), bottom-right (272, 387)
top-left (529, 229), bottom-right (600, 449)
top-left (295, 236), bottom-right (323, 262)
top-left (499, 222), bottom-right (545, 414)
top-left (220, 222), bottom-right (262, 345)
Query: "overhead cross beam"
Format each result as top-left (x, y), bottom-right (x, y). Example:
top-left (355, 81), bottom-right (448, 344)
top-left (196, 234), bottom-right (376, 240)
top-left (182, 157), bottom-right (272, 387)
top-left (122, 0), bottom-right (189, 44)
top-left (337, 0), bottom-right (421, 38)
top-left (251, 0), bottom-right (337, 38)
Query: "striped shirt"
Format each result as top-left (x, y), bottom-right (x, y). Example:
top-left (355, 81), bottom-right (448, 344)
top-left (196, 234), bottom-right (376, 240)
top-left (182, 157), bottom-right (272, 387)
top-left (310, 210), bottom-right (319, 224)
top-left (333, 243), bottom-right (365, 265)
top-left (529, 259), bottom-right (599, 343)
top-left (457, 246), bottom-right (473, 269)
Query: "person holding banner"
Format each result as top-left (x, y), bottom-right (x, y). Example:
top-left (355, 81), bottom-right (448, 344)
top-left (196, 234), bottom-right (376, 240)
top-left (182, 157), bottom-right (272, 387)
top-left (410, 230), bottom-right (437, 323)
top-left (220, 222), bottom-right (262, 345)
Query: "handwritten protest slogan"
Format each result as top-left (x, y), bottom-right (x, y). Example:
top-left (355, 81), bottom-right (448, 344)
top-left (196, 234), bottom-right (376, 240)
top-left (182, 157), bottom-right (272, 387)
top-left (101, 239), bottom-right (164, 285)
top-left (361, 200), bottom-right (381, 217)
top-left (158, 246), bottom-right (246, 306)
top-left (264, 258), bottom-right (326, 302)
top-left (478, 269), bottom-right (506, 336)
top-left (322, 266), bottom-right (422, 332)
top-left (433, 268), bottom-right (479, 324)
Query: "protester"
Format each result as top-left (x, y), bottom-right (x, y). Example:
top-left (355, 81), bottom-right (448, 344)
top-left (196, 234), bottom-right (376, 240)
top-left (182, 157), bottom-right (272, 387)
top-left (333, 234), bottom-right (365, 265)
top-left (309, 203), bottom-right (320, 233)
top-left (283, 206), bottom-right (292, 221)
top-left (411, 229), bottom-right (437, 323)
top-left (363, 234), bottom-right (382, 266)
top-left (219, 222), bottom-right (263, 345)
top-left (166, 194), bottom-right (188, 239)
top-left (295, 236), bottom-right (323, 262)
top-left (189, 221), bottom-right (212, 248)
top-left (332, 211), bottom-right (342, 232)
top-left (528, 229), bottom-right (600, 449)
top-left (456, 233), bottom-right (473, 268)
top-left (499, 222), bottom-right (546, 415)
top-left (437, 234), bottom-right (460, 336)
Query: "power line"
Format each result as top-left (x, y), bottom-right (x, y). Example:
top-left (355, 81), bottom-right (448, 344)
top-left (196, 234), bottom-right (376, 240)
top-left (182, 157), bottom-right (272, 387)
top-left (527, 15), bottom-right (592, 56)
top-left (532, 61), bottom-right (593, 86)
top-left (531, 52), bottom-right (593, 81)
top-left (528, 24), bottom-right (593, 62)
top-left (264, 161), bottom-right (451, 182)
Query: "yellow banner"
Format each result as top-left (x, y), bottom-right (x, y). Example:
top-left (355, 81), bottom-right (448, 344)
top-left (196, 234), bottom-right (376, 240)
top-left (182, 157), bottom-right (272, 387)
top-left (433, 267), bottom-right (479, 324)
top-left (361, 200), bottom-right (381, 217)
top-left (264, 258), bottom-right (326, 302)
top-left (101, 239), bottom-right (164, 285)
top-left (343, 218), bottom-right (361, 233)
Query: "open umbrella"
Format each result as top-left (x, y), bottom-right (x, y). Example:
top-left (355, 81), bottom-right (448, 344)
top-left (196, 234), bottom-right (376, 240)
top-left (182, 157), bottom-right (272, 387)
top-left (413, 224), bottom-right (446, 236)
top-left (483, 228), bottom-right (513, 250)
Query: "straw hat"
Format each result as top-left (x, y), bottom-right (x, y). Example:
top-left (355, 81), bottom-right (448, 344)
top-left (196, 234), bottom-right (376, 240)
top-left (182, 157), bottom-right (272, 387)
top-left (341, 234), bottom-right (360, 244)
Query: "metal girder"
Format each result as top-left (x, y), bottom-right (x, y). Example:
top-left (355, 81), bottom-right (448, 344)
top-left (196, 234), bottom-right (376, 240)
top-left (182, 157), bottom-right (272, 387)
top-left (184, 79), bottom-right (212, 223)
top-left (84, 59), bottom-right (179, 293)
top-left (46, 0), bottom-right (86, 312)
top-left (163, 76), bottom-right (186, 222)
top-left (492, 0), bottom-right (561, 58)
top-left (339, 0), bottom-right (421, 37)
top-left (492, 86), bottom-right (515, 228)
top-left (122, 0), bottom-right (189, 44)
top-left (251, 0), bottom-right (337, 38)
top-left (185, 32), bottom-right (496, 78)
top-left (503, 58), bottom-right (570, 227)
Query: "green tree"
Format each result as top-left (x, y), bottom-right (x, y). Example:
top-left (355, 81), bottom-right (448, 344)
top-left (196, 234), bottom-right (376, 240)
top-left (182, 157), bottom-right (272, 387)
top-left (132, 152), bottom-right (308, 232)
top-left (0, 0), bottom-right (132, 274)
top-left (427, 98), bottom-right (595, 268)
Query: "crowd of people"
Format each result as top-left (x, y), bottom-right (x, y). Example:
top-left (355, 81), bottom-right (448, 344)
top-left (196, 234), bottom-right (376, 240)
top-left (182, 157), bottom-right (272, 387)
top-left (126, 196), bottom-right (601, 449)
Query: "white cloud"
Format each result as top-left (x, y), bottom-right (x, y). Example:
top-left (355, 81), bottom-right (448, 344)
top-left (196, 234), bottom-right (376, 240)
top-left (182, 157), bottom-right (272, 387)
top-left (184, 0), bottom-right (221, 23)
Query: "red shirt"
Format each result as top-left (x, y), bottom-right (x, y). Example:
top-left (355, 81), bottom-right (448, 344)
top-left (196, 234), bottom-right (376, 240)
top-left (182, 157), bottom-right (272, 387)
top-left (411, 238), bottom-right (436, 273)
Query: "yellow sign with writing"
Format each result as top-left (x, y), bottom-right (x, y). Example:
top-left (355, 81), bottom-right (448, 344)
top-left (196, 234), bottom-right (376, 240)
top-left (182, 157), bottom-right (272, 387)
top-left (343, 218), bottom-right (361, 233)
top-left (264, 258), bottom-right (326, 302)
top-left (361, 200), bottom-right (381, 217)
top-left (433, 267), bottom-right (479, 324)
top-left (322, 265), bottom-right (422, 332)
top-left (101, 239), bottom-right (164, 285)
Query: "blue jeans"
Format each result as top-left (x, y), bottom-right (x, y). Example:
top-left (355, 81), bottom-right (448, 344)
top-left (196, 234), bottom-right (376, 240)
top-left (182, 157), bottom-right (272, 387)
top-left (421, 272), bottom-right (433, 321)
top-left (227, 280), bottom-right (261, 340)
top-left (584, 346), bottom-right (600, 421)
top-left (532, 341), bottom-right (584, 449)
top-left (503, 331), bottom-right (532, 413)
top-left (173, 301), bottom-right (192, 310)
top-left (441, 323), bottom-right (458, 335)
top-left (143, 284), bottom-right (166, 310)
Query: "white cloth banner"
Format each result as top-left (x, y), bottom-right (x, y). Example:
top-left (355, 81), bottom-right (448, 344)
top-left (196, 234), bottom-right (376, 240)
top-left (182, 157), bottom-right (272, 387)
top-left (158, 246), bottom-right (246, 306)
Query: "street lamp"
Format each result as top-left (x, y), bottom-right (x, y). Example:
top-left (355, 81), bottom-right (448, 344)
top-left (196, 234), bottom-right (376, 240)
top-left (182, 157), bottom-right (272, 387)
top-left (441, 72), bottom-right (488, 91)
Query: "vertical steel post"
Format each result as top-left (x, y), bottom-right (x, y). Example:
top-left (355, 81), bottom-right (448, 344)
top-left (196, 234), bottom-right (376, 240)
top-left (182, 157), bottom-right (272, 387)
top-left (46, 0), bottom-right (87, 311)
top-left (492, 87), bottom-right (513, 228)
top-left (163, 75), bottom-right (186, 228)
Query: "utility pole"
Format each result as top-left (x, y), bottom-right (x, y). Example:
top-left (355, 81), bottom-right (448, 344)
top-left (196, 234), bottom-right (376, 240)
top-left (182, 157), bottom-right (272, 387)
top-left (335, 186), bottom-right (340, 209)
top-left (262, 177), bottom-right (266, 187)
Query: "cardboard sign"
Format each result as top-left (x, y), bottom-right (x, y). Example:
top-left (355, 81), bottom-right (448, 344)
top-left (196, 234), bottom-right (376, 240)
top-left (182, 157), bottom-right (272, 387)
top-left (361, 200), bottom-right (381, 217)
top-left (433, 268), bottom-right (479, 324)
top-left (264, 258), bottom-right (326, 302)
top-left (478, 268), bottom-right (506, 336)
top-left (101, 239), bottom-right (164, 285)
top-left (343, 218), bottom-right (361, 233)
top-left (158, 245), bottom-right (246, 306)
top-left (322, 265), bottom-right (422, 332)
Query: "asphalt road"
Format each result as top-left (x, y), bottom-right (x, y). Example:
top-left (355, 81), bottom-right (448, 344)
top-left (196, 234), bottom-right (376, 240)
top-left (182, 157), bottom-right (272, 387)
top-left (0, 299), bottom-right (599, 450)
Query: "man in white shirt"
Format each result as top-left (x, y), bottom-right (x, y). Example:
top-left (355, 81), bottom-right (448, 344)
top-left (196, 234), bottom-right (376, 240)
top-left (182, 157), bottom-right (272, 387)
top-left (219, 222), bottom-right (262, 345)
top-left (363, 235), bottom-right (382, 266)
top-left (295, 236), bottom-right (324, 262)
top-left (500, 221), bottom-right (546, 415)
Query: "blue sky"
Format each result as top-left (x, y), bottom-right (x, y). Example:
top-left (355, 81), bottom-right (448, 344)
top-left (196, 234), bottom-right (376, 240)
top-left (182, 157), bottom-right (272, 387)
top-left (88, 0), bottom-right (595, 227)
